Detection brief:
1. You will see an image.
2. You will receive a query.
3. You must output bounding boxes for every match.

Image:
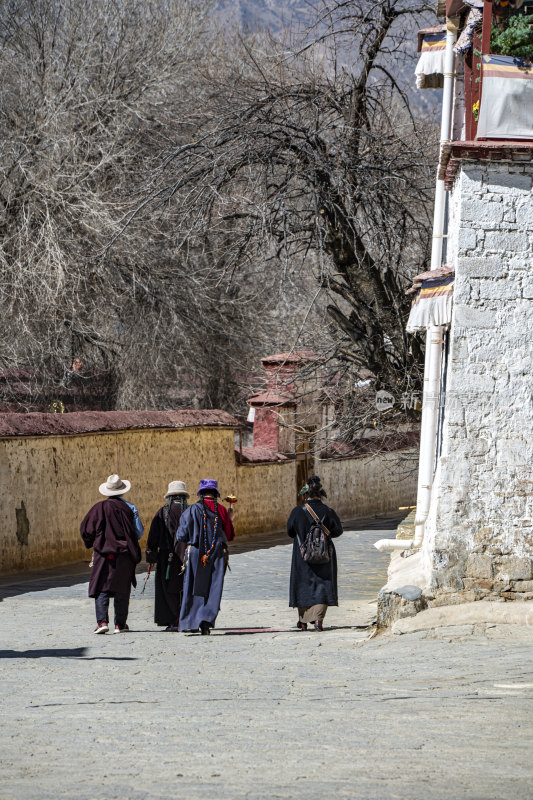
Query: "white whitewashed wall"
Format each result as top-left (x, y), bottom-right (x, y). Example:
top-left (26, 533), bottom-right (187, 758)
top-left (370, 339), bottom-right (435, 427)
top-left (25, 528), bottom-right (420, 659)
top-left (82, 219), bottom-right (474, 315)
top-left (421, 160), bottom-right (533, 602)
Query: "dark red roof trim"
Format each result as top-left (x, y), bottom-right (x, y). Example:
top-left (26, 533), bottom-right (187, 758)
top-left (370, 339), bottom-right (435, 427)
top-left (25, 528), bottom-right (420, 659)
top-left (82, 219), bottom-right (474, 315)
top-left (260, 350), bottom-right (318, 366)
top-left (320, 430), bottom-right (420, 460)
top-left (247, 390), bottom-right (295, 407)
top-left (0, 409), bottom-right (240, 438)
top-left (440, 140), bottom-right (533, 190)
top-left (236, 446), bottom-right (292, 464)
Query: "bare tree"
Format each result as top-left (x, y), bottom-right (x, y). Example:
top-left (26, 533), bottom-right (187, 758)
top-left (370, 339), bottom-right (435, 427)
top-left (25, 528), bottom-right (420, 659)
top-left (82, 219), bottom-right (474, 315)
top-left (0, 0), bottom-right (437, 431)
top-left (0, 0), bottom-right (276, 413)
top-left (143, 0), bottom-right (437, 439)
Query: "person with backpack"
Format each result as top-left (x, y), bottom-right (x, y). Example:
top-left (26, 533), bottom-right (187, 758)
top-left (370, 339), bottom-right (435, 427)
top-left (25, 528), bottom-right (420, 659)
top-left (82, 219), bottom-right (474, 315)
top-left (287, 475), bottom-right (343, 631)
top-left (145, 480), bottom-right (189, 631)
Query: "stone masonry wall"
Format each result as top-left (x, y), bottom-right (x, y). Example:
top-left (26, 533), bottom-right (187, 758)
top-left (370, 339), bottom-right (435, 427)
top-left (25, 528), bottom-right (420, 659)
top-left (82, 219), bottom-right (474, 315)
top-left (421, 160), bottom-right (533, 606)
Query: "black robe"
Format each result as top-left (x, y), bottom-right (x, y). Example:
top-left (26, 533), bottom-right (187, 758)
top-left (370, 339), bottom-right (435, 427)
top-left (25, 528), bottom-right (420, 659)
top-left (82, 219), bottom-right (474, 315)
top-left (287, 499), bottom-right (343, 608)
top-left (146, 503), bottom-right (186, 626)
top-left (80, 497), bottom-right (142, 598)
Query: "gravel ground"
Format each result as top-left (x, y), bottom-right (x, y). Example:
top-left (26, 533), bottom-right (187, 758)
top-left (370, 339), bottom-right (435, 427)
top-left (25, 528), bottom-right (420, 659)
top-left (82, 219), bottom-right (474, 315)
top-left (1, 528), bottom-right (533, 800)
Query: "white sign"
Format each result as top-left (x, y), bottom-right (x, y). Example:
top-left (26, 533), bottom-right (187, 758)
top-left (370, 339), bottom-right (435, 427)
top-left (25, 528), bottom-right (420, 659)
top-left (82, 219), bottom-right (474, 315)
top-left (375, 390), bottom-right (395, 411)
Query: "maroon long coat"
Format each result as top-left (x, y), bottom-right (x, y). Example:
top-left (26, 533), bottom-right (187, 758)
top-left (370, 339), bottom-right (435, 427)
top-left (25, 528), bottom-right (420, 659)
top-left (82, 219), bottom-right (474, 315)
top-left (81, 497), bottom-right (142, 597)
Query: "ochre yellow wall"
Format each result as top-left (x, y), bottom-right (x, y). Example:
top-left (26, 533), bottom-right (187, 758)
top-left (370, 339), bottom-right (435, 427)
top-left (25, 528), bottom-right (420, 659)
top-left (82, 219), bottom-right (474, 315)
top-left (236, 461), bottom-right (296, 535)
top-left (0, 423), bottom-right (418, 573)
top-left (0, 426), bottom-right (238, 573)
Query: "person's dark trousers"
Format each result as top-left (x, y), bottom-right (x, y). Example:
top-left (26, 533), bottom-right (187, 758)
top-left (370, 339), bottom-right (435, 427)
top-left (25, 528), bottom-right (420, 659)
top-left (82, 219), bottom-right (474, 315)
top-left (95, 591), bottom-right (130, 626)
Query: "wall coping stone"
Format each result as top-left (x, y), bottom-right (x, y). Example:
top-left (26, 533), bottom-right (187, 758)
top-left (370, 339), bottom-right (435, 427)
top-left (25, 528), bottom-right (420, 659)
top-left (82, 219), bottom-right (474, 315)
top-left (0, 409), bottom-right (240, 438)
top-left (236, 446), bottom-right (292, 464)
top-left (392, 585), bottom-right (423, 601)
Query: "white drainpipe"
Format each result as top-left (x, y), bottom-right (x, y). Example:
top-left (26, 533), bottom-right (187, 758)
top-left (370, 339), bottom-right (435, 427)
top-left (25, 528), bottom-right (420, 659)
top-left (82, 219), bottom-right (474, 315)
top-left (374, 538), bottom-right (414, 552)
top-left (375, 20), bottom-right (456, 554)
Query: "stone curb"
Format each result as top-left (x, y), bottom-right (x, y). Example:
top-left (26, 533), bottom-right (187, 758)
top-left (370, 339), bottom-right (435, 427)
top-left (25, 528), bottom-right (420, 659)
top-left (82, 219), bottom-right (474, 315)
top-left (392, 600), bottom-right (533, 635)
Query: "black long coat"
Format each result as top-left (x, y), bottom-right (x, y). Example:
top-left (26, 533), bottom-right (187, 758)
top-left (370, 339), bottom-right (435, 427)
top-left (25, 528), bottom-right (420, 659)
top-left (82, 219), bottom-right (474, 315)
top-left (287, 499), bottom-right (343, 608)
top-left (146, 503), bottom-right (186, 626)
top-left (80, 497), bottom-right (142, 598)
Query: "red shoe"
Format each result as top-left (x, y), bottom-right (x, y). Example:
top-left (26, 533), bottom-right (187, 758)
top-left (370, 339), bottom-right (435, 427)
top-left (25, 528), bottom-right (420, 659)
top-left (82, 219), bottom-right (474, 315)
top-left (114, 624), bottom-right (130, 633)
top-left (94, 621), bottom-right (109, 634)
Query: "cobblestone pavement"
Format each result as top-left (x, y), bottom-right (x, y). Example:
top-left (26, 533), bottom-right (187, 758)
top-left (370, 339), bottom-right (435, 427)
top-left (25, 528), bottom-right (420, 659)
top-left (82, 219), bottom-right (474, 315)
top-left (1, 527), bottom-right (533, 800)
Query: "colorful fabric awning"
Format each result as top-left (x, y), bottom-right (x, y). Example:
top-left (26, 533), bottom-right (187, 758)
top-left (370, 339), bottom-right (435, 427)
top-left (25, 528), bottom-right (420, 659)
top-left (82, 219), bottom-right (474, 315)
top-left (415, 29), bottom-right (447, 89)
top-left (406, 275), bottom-right (454, 332)
top-left (477, 54), bottom-right (533, 139)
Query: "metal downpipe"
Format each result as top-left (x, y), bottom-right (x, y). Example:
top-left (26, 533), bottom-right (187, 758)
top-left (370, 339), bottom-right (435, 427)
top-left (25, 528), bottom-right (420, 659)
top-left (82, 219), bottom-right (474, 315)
top-left (413, 20), bottom-right (457, 546)
top-left (374, 22), bottom-right (456, 554)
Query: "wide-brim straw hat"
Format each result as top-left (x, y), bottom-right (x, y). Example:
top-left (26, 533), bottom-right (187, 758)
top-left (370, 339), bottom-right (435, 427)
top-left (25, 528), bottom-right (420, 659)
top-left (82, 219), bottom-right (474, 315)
top-left (165, 480), bottom-right (189, 498)
top-left (99, 474), bottom-right (131, 496)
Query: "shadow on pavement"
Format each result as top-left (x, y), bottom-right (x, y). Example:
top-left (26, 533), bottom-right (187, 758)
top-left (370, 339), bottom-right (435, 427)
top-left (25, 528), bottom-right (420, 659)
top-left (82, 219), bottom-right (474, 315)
top-left (0, 511), bottom-right (403, 601)
top-left (1, 647), bottom-right (88, 659)
top-left (0, 562), bottom-right (92, 602)
top-left (28, 699), bottom-right (154, 708)
top-left (0, 561), bottom-right (149, 601)
top-left (0, 647), bottom-right (138, 660)
top-left (231, 512), bottom-right (403, 554)
top-left (183, 624), bottom-right (376, 636)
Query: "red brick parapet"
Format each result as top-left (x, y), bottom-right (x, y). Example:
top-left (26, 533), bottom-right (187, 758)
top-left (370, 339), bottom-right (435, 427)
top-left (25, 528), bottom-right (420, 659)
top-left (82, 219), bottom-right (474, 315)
top-left (259, 351), bottom-right (318, 368)
top-left (440, 140), bottom-right (533, 190)
top-left (251, 407), bottom-right (281, 450)
top-left (0, 409), bottom-right (241, 438)
top-left (236, 445), bottom-right (292, 464)
top-left (246, 390), bottom-right (295, 406)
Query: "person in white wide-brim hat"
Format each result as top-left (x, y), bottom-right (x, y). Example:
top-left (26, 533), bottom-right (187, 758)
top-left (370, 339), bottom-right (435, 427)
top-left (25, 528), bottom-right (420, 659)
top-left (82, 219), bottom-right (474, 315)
top-left (80, 475), bottom-right (144, 635)
top-left (146, 480), bottom-right (190, 631)
top-left (98, 474), bottom-right (132, 496)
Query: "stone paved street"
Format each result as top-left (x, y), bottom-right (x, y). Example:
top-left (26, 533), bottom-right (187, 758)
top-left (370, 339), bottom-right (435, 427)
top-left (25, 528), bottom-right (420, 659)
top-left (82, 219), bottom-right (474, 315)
top-left (1, 526), bottom-right (533, 799)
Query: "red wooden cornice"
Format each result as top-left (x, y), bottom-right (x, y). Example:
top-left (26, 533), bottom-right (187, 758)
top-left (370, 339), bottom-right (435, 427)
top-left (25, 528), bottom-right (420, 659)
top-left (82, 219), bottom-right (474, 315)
top-left (446, 0), bottom-right (468, 17)
top-left (439, 140), bottom-right (533, 190)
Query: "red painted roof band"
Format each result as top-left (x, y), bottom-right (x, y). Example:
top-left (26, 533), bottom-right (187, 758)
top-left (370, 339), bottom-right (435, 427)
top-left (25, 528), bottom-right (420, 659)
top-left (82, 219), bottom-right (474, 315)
top-left (247, 391), bottom-right (295, 406)
top-left (236, 446), bottom-right (291, 463)
top-left (0, 409), bottom-right (240, 438)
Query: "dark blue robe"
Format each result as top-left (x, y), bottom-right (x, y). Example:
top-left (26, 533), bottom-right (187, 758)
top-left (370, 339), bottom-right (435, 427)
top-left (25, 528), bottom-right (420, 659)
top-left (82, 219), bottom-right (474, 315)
top-left (176, 501), bottom-right (231, 631)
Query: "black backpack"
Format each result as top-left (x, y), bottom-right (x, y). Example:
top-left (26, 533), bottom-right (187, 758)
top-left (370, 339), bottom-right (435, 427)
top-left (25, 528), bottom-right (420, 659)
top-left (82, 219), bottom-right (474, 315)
top-left (299, 503), bottom-right (332, 564)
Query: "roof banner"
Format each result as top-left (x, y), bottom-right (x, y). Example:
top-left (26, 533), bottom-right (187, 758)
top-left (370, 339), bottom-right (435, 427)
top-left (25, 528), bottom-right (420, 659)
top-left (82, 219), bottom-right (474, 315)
top-left (406, 275), bottom-right (454, 332)
top-left (477, 54), bottom-right (533, 139)
top-left (415, 31), bottom-right (447, 89)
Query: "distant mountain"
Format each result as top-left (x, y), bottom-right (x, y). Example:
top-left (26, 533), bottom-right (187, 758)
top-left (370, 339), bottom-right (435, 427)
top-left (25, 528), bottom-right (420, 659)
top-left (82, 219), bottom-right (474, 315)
top-left (216, 0), bottom-right (312, 33)
top-left (215, 1), bottom-right (440, 118)
top-left (217, 0), bottom-right (440, 118)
